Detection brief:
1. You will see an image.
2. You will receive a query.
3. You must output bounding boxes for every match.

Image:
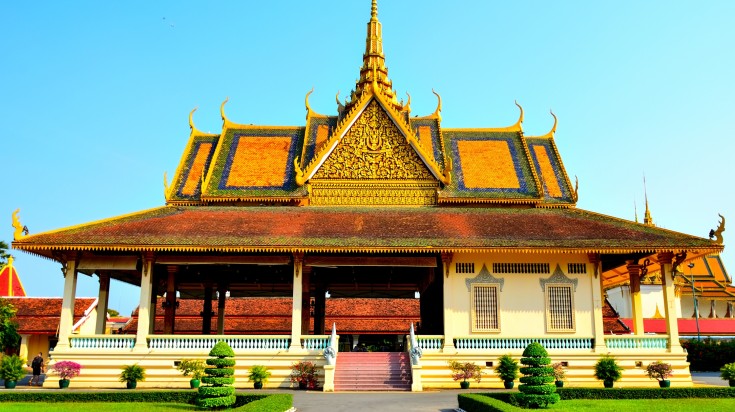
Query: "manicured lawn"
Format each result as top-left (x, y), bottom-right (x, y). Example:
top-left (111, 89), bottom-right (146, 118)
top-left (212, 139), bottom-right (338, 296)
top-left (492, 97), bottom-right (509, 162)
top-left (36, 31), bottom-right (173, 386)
top-left (1, 403), bottom-right (198, 412)
top-left (548, 398), bottom-right (735, 411)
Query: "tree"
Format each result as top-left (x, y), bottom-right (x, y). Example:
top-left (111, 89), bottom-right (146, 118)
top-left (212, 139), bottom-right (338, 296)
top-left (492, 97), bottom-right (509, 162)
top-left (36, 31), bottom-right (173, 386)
top-left (0, 298), bottom-right (21, 353)
top-left (107, 308), bottom-right (120, 317)
top-left (0, 241), bottom-right (10, 265)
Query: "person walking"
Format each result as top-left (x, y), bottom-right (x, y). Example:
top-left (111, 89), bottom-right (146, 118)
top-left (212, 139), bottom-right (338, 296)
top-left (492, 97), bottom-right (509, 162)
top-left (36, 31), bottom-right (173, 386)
top-left (29, 352), bottom-right (45, 386)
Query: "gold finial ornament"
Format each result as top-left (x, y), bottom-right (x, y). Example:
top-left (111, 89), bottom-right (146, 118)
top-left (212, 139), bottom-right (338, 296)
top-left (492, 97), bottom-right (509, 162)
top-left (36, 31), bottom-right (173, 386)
top-left (163, 171), bottom-right (170, 201)
top-left (513, 100), bottom-right (525, 129)
top-left (404, 92), bottom-right (411, 113)
top-left (431, 89), bottom-right (442, 120)
top-left (11, 209), bottom-right (28, 240)
top-left (572, 176), bottom-right (579, 203)
top-left (294, 158), bottom-right (306, 186)
top-left (710, 214), bottom-right (725, 244)
top-left (643, 176), bottom-right (654, 226)
top-left (305, 87), bottom-right (314, 116)
top-left (220, 97), bottom-right (231, 127)
top-left (549, 109), bottom-right (558, 135)
top-left (345, 0), bottom-right (400, 111)
top-left (188, 107), bottom-right (198, 131)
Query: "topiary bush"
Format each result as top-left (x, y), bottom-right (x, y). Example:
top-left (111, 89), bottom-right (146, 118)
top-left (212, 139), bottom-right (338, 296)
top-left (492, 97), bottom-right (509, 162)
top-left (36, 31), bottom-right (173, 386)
top-left (516, 342), bottom-right (559, 408)
top-left (196, 341), bottom-right (236, 408)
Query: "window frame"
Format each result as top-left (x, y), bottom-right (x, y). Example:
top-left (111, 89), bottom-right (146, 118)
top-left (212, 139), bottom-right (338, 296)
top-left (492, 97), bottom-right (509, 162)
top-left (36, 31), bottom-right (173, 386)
top-left (470, 284), bottom-right (501, 333)
top-left (544, 283), bottom-right (576, 333)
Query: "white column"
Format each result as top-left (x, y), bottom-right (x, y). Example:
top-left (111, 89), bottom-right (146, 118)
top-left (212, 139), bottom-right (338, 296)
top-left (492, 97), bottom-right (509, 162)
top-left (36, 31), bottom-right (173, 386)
top-left (589, 255), bottom-right (607, 352)
top-left (134, 255), bottom-right (154, 351)
top-left (289, 254), bottom-right (304, 351)
top-left (441, 253), bottom-right (455, 352)
top-left (56, 257), bottom-right (78, 350)
top-left (659, 252), bottom-right (683, 353)
top-left (19, 334), bottom-right (30, 362)
top-left (95, 273), bottom-right (110, 334)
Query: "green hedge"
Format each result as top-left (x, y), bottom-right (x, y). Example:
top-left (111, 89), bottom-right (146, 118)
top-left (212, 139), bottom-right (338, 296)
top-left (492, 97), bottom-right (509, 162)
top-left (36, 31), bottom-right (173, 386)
top-left (682, 339), bottom-right (735, 371)
top-left (458, 393), bottom-right (524, 412)
top-left (556, 387), bottom-right (735, 400)
top-left (0, 391), bottom-right (293, 411)
top-left (0, 391), bottom-right (196, 403)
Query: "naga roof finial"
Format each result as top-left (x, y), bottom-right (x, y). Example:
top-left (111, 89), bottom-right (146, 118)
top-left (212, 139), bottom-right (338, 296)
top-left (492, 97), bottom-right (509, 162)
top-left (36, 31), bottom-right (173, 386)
top-left (549, 109), bottom-right (558, 135)
top-left (709, 214), bottom-right (725, 244)
top-left (305, 87), bottom-right (314, 117)
top-left (220, 97), bottom-right (231, 127)
top-left (431, 89), bottom-right (442, 120)
top-left (11, 209), bottom-right (28, 241)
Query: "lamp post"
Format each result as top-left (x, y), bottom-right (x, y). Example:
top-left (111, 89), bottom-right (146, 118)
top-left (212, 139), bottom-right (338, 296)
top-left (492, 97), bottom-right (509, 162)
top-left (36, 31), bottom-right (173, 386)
top-left (688, 262), bottom-right (701, 341)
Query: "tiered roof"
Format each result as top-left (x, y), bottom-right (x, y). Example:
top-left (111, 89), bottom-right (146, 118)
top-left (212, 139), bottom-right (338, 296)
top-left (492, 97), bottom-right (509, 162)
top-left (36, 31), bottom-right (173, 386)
top-left (11, 0), bottom-right (724, 278)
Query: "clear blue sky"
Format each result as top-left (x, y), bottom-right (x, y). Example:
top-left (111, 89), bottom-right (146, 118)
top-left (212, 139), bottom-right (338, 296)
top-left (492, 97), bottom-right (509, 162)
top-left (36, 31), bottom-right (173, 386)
top-left (2, 1), bottom-right (734, 316)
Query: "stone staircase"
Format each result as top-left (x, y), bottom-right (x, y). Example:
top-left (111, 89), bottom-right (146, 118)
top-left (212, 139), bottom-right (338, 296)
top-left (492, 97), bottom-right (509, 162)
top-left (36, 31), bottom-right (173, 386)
top-left (334, 352), bottom-right (412, 391)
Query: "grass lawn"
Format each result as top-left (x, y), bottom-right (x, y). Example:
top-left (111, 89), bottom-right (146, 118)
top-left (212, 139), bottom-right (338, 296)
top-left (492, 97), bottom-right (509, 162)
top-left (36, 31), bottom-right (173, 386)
top-left (1, 403), bottom-right (199, 412)
top-left (548, 398), bottom-right (735, 411)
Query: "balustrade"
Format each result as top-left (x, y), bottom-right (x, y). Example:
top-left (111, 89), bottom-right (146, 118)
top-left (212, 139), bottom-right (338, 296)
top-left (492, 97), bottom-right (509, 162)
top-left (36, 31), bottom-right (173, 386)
top-left (70, 335), bottom-right (135, 349)
top-left (604, 335), bottom-right (668, 349)
top-left (416, 335), bottom-right (444, 350)
top-left (147, 335), bottom-right (291, 350)
top-left (453, 337), bottom-right (594, 350)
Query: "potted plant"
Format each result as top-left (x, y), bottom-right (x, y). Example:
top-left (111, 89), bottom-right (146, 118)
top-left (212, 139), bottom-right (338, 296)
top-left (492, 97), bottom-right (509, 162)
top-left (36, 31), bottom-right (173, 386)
top-left (0, 355), bottom-right (27, 389)
top-left (119, 364), bottom-right (146, 389)
top-left (177, 359), bottom-right (205, 389)
top-left (720, 362), bottom-right (735, 387)
top-left (646, 361), bottom-right (673, 388)
top-left (51, 360), bottom-right (81, 388)
top-left (290, 361), bottom-right (318, 390)
top-left (594, 354), bottom-right (622, 388)
top-left (495, 354), bottom-right (519, 389)
top-left (552, 362), bottom-right (566, 388)
top-left (248, 365), bottom-right (271, 389)
top-left (448, 360), bottom-right (483, 389)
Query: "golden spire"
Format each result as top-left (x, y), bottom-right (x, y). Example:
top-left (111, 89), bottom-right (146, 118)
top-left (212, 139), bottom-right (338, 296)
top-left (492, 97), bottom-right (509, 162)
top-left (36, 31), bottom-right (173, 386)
top-left (643, 176), bottom-right (654, 226)
top-left (346, 0), bottom-right (401, 111)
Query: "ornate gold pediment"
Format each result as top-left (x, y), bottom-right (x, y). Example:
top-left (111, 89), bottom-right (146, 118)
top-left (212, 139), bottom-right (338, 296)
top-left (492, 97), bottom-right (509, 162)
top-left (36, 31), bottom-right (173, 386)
top-left (313, 100), bottom-right (434, 181)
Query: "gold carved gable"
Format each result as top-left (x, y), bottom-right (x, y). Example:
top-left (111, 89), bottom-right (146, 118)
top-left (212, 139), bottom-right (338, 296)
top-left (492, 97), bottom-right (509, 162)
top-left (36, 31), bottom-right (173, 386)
top-left (313, 100), bottom-right (434, 181)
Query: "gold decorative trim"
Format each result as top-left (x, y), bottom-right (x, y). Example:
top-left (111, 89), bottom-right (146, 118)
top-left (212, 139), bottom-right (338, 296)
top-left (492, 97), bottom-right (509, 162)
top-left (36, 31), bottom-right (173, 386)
top-left (13, 244), bottom-right (723, 257)
top-left (309, 179), bottom-right (438, 206)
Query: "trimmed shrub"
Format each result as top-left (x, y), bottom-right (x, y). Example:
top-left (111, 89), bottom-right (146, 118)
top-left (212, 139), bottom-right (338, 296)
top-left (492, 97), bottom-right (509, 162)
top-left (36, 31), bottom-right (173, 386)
top-left (458, 393), bottom-right (524, 412)
top-left (515, 342), bottom-right (559, 408)
top-left (196, 341), bottom-right (236, 409)
top-left (197, 386), bottom-right (235, 397)
top-left (207, 357), bottom-right (236, 368)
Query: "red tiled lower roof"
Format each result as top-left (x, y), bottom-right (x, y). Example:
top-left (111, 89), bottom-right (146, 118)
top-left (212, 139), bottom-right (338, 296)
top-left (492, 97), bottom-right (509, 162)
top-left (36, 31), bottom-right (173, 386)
top-left (13, 206), bottom-right (720, 256)
top-left (124, 297), bottom-right (419, 335)
top-left (4, 297), bottom-right (97, 334)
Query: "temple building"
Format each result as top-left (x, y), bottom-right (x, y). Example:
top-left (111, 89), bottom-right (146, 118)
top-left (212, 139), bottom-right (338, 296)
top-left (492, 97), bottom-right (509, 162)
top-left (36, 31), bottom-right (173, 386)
top-left (11, 1), bottom-right (728, 390)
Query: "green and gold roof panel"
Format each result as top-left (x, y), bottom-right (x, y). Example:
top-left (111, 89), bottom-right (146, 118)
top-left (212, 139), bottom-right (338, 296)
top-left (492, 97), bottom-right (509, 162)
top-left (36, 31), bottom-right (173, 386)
top-left (202, 126), bottom-right (307, 199)
top-left (439, 130), bottom-right (541, 201)
top-left (526, 137), bottom-right (575, 205)
top-left (409, 118), bottom-right (445, 170)
top-left (302, 115), bottom-right (338, 168)
top-left (168, 134), bottom-right (219, 202)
